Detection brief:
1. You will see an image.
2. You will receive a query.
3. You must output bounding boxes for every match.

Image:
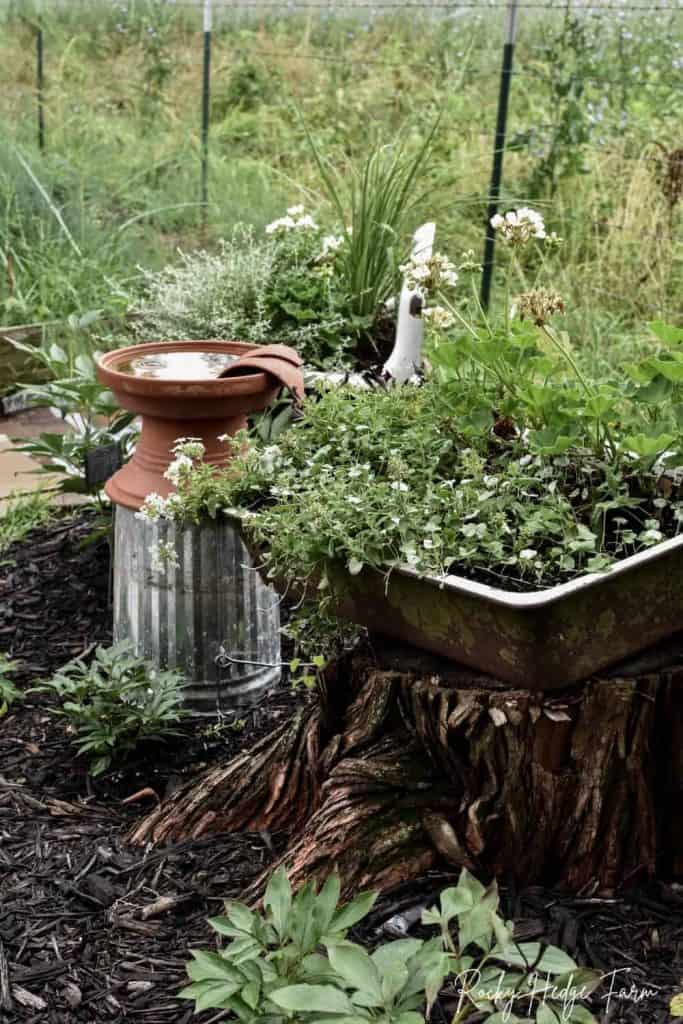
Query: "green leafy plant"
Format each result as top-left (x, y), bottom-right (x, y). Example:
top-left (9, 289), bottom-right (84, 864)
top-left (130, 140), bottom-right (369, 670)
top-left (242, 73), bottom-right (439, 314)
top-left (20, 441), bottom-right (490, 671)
top-left (34, 640), bottom-right (189, 775)
top-left (8, 335), bottom-right (137, 501)
top-left (180, 867), bottom-right (599, 1023)
top-left (179, 867), bottom-right (377, 1015)
top-left (0, 653), bottom-right (20, 717)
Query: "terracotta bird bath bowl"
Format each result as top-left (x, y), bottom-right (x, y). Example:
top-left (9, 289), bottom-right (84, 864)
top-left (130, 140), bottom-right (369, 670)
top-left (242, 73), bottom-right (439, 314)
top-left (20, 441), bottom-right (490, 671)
top-left (96, 339), bottom-right (301, 510)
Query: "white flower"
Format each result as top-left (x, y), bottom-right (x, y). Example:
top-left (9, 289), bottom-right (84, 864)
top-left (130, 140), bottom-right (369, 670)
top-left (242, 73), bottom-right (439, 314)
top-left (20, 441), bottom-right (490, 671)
top-left (150, 540), bottom-right (180, 574)
top-left (259, 445), bottom-right (282, 475)
top-left (136, 492), bottom-right (168, 523)
top-left (490, 207), bottom-right (546, 245)
top-left (399, 252), bottom-right (458, 296)
top-left (295, 214), bottom-right (318, 231)
top-left (519, 548), bottom-right (538, 560)
top-left (266, 215), bottom-right (296, 234)
top-left (422, 305), bottom-right (455, 330)
top-left (164, 453), bottom-right (193, 486)
top-left (172, 438), bottom-right (205, 460)
top-left (266, 207), bottom-right (318, 235)
top-left (317, 234), bottom-right (344, 262)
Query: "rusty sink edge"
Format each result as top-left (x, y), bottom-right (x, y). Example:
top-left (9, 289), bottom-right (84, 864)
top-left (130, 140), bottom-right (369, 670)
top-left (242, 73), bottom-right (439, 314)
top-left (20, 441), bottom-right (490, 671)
top-left (226, 510), bottom-right (683, 690)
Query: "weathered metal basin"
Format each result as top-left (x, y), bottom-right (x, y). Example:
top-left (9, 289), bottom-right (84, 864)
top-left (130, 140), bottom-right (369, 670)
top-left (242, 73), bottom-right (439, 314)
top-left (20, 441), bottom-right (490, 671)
top-left (322, 534), bottom-right (683, 690)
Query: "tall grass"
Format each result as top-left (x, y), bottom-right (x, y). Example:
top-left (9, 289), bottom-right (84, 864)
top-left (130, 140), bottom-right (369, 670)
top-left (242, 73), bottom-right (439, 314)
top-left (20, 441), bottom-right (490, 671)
top-left (0, 0), bottom-right (679, 376)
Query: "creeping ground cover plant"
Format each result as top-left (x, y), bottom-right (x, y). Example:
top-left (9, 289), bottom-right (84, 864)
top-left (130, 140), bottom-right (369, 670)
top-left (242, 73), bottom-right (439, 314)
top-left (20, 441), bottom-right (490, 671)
top-left (180, 865), bottom-right (600, 1022)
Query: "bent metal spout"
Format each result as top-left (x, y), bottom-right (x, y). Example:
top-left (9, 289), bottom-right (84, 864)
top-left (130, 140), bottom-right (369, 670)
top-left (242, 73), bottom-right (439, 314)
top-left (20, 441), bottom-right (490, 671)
top-left (96, 339), bottom-right (303, 716)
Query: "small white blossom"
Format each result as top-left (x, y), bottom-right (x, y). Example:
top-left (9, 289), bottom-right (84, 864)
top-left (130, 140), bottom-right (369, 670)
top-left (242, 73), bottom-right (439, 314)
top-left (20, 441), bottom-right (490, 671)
top-left (164, 454), bottom-right (194, 486)
top-left (150, 540), bottom-right (180, 574)
top-left (519, 548), bottom-right (538, 560)
top-left (422, 305), bottom-right (455, 330)
top-left (399, 251), bottom-right (458, 296)
top-left (266, 207), bottom-right (318, 234)
top-left (136, 492), bottom-right (168, 523)
top-left (490, 207), bottom-right (546, 245)
top-left (317, 234), bottom-right (344, 262)
top-left (172, 438), bottom-right (205, 460)
top-left (260, 445), bottom-right (282, 475)
top-left (266, 215), bottom-right (296, 234)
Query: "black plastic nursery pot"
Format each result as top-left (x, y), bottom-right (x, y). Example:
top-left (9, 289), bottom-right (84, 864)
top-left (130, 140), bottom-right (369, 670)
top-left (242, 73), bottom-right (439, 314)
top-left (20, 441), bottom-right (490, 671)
top-left (321, 535), bottom-right (683, 690)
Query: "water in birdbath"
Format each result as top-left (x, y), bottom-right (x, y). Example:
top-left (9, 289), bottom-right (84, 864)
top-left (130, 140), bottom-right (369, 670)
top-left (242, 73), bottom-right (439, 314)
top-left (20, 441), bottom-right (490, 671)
top-left (115, 349), bottom-right (238, 380)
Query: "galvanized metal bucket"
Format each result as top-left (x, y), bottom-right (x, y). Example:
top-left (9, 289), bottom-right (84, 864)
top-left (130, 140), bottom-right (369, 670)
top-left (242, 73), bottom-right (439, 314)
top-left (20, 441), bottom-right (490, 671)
top-left (113, 507), bottom-right (281, 716)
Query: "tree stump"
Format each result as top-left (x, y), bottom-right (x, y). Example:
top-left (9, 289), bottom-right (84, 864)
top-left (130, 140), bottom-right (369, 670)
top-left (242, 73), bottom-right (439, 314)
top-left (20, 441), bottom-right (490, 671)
top-left (130, 638), bottom-right (683, 896)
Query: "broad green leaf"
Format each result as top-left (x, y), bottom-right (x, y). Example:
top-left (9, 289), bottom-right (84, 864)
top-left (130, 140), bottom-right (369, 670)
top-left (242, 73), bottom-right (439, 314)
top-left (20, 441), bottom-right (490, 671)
top-left (240, 980), bottom-right (260, 1009)
top-left (650, 359), bottom-right (683, 383)
top-left (567, 1007), bottom-right (599, 1024)
top-left (633, 374), bottom-right (673, 403)
top-left (491, 942), bottom-right (577, 974)
top-left (227, 936), bottom-right (261, 963)
top-left (186, 950), bottom-right (242, 983)
top-left (649, 321), bottom-right (683, 346)
top-left (327, 942), bottom-right (382, 1001)
top-left (456, 868), bottom-right (486, 904)
top-left (491, 913), bottom-right (513, 950)
top-left (264, 866), bottom-right (292, 939)
top-left (271, 984), bottom-right (355, 1014)
top-left (440, 885), bottom-right (474, 920)
top-left (527, 429), bottom-right (577, 456)
top-left (225, 901), bottom-right (257, 935)
top-left (623, 432), bottom-right (675, 458)
top-left (371, 939), bottom-right (423, 973)
top-left (315, 873), bottom-right (342, 935)
top-left (329, 891), bottom-right (377, 933)
top-left (536, 1005), bottom-right (562, 1024)
top-left (178, 980), bottom-right (240, 1011)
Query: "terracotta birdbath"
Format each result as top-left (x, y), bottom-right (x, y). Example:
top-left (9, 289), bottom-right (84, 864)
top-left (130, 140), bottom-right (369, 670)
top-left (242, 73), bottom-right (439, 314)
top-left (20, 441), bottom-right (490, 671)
top-left (96, 339), bottom-right (301, 510)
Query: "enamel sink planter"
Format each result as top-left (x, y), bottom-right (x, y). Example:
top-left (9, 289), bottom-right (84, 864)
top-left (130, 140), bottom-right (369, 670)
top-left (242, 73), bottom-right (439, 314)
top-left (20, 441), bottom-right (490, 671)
top-left (323, 535), bottom-right (683, 689)
top-left (96, 340), bottom-right (303, 716)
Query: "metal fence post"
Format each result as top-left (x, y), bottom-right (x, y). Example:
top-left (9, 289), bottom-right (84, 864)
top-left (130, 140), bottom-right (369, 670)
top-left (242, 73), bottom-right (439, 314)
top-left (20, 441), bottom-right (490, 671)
top-left (36, 4), bottom-right (45, 152)
top-left (201, 0), bottom-right (213, 227)
top-left (480, 0), bottom-right (519, 311)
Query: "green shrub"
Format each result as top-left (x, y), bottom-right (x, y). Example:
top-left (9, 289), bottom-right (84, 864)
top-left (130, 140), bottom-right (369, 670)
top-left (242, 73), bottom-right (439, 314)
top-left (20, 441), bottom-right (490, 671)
top-left (35, 640), bottom-right (189, 776)
top-left (180, 866), bottom-right (599, 1023)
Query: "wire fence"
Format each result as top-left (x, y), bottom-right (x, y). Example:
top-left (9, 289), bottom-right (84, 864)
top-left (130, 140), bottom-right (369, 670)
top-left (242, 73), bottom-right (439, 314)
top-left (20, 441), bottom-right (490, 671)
top-left (1, 0), bottom-right (682, 306)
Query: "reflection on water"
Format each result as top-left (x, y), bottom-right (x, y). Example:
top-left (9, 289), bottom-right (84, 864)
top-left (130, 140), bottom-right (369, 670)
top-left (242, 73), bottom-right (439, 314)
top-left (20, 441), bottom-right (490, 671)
top-left (116, 349), bottom-right (238, 380)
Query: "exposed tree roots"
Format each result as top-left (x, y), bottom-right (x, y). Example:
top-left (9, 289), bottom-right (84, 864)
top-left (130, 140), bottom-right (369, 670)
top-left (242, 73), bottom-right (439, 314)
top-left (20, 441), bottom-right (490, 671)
top-left (131, 642), bottom-right (683, 897)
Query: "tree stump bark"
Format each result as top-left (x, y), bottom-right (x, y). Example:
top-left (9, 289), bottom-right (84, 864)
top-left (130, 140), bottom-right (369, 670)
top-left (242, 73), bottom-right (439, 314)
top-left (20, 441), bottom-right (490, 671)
top-left (130, 639), bottom-right (683, 897)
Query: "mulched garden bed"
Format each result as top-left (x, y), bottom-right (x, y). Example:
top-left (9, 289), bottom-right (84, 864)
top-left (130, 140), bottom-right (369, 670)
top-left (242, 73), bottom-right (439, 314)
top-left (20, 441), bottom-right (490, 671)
top-left (0, 511), bottom-right (681, 1022)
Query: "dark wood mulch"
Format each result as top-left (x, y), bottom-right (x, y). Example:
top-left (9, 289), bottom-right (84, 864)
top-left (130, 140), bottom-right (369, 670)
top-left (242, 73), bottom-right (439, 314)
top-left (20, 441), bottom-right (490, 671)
top-left (0, 511), bottom-right (682, 1023)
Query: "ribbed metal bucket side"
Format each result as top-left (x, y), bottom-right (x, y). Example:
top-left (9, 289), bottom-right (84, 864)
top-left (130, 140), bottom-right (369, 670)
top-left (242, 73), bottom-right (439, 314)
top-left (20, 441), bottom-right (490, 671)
top-left (113, 507), bottom-right (281, 716)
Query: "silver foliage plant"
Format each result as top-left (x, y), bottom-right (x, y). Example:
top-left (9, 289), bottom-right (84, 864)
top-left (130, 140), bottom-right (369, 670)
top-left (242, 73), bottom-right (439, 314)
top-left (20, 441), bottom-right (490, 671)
top-left (133, 226), bottom-right (275, 344)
